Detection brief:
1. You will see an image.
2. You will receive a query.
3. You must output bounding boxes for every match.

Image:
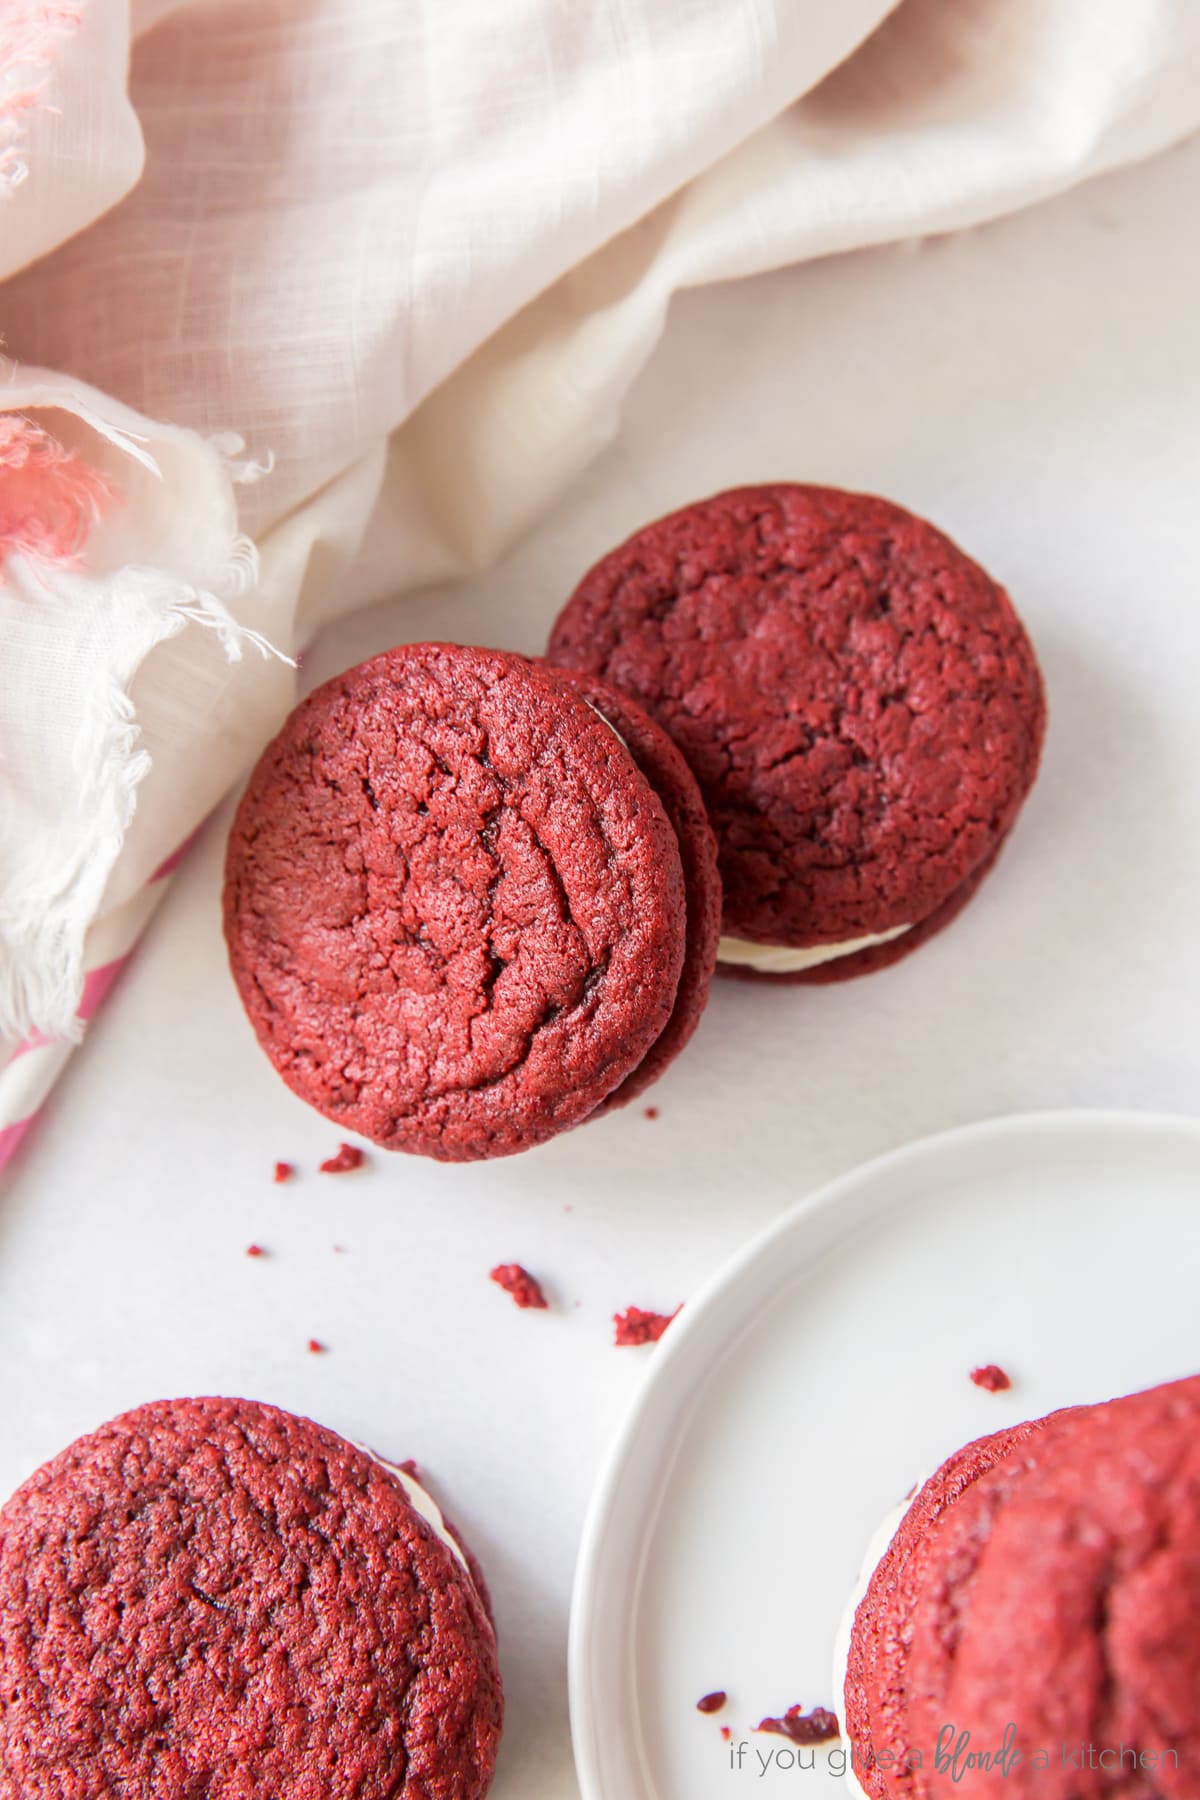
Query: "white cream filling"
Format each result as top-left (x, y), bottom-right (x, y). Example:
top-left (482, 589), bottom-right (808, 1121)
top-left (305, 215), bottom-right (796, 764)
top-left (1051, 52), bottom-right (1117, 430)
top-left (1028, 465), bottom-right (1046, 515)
top-left (831, 1484), bottom-right (925, 1800)
top-left (359, 1446), bottom-right (475, 1586)
top-left (582, 699), bottom-right (631, 754)
top-left (718, 922), bottom-right (913, 973)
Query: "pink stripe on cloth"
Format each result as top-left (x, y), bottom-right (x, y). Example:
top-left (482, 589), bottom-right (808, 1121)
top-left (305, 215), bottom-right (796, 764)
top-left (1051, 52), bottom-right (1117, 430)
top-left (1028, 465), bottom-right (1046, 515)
top-left (7, 956), bottom-right (128, 1060)
top-left (0, 958), bottom-right (128, 1173)
top-left (0, 1117), bottom-right (34, 1168)
top-left (76, 955), bottom-right (126, 1020)
top-left (0, 826), bottom-right (199, 1176)
top-left (150, 828), bottom-right (201, 883)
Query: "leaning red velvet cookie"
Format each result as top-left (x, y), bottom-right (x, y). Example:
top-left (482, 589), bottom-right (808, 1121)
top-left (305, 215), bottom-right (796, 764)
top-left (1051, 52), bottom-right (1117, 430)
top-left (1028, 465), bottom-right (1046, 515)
top-left (838, 1374), bottom-right (1200, 1800)
top-left (540, 665), bottom-right (720, 1107)
top-left (224, 644), bottom-right (690, 1160)
top-left (0, 1397), bottom-right (503, 1800)
top-left (547, 484), bottom-right (1045, 981)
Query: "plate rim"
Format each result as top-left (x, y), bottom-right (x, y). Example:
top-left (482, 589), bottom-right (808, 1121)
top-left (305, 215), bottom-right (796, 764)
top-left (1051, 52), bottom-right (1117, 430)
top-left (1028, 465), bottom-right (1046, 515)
top-left (567, 1105), bottom-right (1200, 1800)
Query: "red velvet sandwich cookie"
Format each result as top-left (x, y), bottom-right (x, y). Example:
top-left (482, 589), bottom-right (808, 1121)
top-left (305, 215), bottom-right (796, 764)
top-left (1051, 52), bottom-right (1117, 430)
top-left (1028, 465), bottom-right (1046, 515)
top-left (838, 1374), bottom-right (1200, 1800)
top-left (540, 665), bottom-right (720, 1107)
top-left (0, 1396), bottom-right (503, 1800)
top-left (547, 484), bottom-right (1045, 981)
top-left (225, 643), bottom-right (709, 1160)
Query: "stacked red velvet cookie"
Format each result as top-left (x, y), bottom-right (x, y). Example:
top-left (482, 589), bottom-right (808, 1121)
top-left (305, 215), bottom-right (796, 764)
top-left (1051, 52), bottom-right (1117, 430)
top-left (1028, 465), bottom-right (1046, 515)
top-left (0, 1397), bottom-right (503, 1800)
top-left (225, 487), bottom-right (1044, 1155)
top-left (224, 644), bottom-right (720, 1160)
top-left (839, 1374), bottom-right (1200, 1800)
top-left (548, 484), bottom-right (1045, 982)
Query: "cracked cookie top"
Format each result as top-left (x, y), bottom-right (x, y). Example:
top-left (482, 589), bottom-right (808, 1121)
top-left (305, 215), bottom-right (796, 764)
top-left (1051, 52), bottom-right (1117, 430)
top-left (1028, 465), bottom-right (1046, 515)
top-left (547, 485), bottom-right (1045, 947)
top-left (0, 1396), bottom-right (503, 1800)
top-left (223, 643), bottom-right (686, 1160)
top-left (844, 1375), bottom-right (1200, 1800)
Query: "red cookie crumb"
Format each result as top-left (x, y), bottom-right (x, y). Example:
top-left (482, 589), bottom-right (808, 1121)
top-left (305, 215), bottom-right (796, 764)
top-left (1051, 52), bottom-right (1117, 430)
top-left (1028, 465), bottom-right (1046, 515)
top-left (970, 1363), bottom-right (1012, 1392)
top-left (721, 1726), bottom-right (732, 1741)
top-left (307, 1339), bottom-right (327, 1354)
top-left (613, 1305), bottom-right (681, 1346)
top-left (756, 1706), bottom-right (840, 1745)
top-left (644, 1106), bottom-right (660, 1120)
top-left (490, 1264), bottom-right (549, 1310)
top-left (246, 1244), bottom-right (267, 1258)
top-left (320, 1143), bottom-right (366, 1174)
top-left (273, 1161), bottom-right (294, 1182)
top-left (697, 1691), bottom-right (727, 1715)
top-left (398, 1458), bottom-right (421, 1480)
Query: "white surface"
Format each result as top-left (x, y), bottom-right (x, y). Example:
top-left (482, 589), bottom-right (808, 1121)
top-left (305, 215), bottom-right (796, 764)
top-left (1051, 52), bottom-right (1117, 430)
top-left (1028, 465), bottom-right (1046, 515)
top-left (569, 1111), bottom-right (1200, 1799)
top-left (2, 137), bottom-right (1200, 1800)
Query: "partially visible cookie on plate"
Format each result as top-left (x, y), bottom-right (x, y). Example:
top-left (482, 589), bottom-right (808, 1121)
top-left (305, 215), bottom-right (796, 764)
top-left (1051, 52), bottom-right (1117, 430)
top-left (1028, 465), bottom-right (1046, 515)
top-left (0, 1396), bottom-right (503, 1799)
top-left (836, 1373), bottom-right (1200, 1800)
top-left (547, 484), bottom-right (1045, 982)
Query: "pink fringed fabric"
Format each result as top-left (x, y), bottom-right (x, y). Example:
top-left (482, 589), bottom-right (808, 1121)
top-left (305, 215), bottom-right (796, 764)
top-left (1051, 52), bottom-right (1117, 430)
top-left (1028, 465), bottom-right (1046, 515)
top-left (0, 367), bottom-right (285, 1166)
top-left (0, 1), bottom-right (80, 191)
top-left (0, 412), bottom-right (112, 564)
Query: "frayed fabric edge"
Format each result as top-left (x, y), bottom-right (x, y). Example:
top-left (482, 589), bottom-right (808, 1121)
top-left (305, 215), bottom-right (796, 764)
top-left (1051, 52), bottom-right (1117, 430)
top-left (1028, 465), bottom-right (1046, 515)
top-left (0, 3), bottom-right (82, 195)
top-left (0, 543), bottom-right (291, 1046)
top-left (0, 645), bottom-right (155, 1049)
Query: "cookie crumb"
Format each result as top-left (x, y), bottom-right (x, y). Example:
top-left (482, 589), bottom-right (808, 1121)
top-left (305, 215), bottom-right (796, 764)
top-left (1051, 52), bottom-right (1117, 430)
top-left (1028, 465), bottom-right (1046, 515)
top-left (721, 1726), bottom-right (732, 1741)
top-left (755, 1706), bottom-right (839, 1745)
top-left (613, 1304), bottom-right (680, 1346)
top-left (307, 1339), bottom-right (327, 1354)
top-left (490, 1264), bottom-right (549, 1310)
top-left (245, 1244), bottom-right (267, 1258)
top-left (970, 1363), bottom-right (1012, 1392)
top-left (273, 1161), bottom-right (294, 1183)
top-left (398, 1458), bottom-right (421, 1480)
top-left (320, 1143), bottom-right (366, 1174)
top-left (644, 1106), bottom-right (660, 1120)
top-left (697, 1691), bottom-right (727, 1715)
top-left (333, 1244), bottom-right (347, 1254)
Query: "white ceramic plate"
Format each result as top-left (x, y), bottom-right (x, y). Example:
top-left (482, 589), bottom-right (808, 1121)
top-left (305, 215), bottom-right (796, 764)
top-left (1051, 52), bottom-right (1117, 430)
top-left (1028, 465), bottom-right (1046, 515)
top-left (569, 1109), bottom-right (1200, 1800)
